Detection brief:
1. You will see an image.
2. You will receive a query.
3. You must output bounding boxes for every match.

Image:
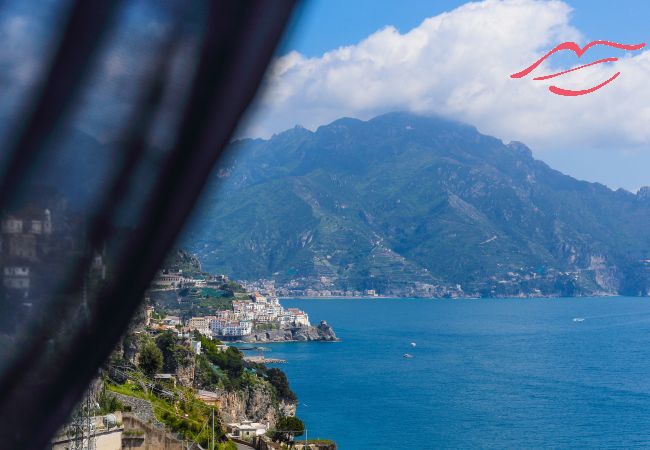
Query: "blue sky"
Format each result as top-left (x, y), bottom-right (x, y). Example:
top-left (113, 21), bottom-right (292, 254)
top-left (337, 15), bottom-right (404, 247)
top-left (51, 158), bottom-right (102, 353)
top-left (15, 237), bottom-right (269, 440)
top-left (255, 0), bottom-right (650, 191)
top-left (284, 1), bottom-right (650, 58)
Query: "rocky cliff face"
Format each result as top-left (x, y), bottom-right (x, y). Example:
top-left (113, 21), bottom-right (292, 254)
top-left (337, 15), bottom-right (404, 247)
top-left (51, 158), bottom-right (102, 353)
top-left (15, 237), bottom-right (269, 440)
top-left (217, 384), bottom-right (296, 428)
top-left (314, 320), bottom-right (338, 340)
top-left (175, 359), bottom-right (195, 387)
top-left (241, 321), bottom-right (338, 343)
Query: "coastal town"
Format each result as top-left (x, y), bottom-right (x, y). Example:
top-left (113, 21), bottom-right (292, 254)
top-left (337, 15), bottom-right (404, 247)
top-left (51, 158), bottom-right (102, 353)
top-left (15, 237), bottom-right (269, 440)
top-left (241, 267), bottom-right (604, 299)
top-left (240, 277), bottom-right (468, 299)
top-left (148, 259), bottom-right (336, 342)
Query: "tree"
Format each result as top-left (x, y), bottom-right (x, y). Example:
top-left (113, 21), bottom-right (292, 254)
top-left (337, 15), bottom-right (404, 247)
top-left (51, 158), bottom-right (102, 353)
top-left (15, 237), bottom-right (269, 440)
top-left (155, 330), bottom-right (177, 370)
top-left (155, 330), bottom-right (194, 374)
top-left (217, 347), bottom-right (245, 379)
top-left (199, 335), bottom-right (244, 379)
top-left (269, 416), bottom-right (304, 446)
top-left (266, 368), bottom-right (297, 403)
top-left (139, 341), bottom-right (163, 377)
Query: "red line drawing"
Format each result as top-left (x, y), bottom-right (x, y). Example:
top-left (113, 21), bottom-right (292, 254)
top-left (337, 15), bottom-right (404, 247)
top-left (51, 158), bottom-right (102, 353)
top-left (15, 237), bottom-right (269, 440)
top-left (532, 57), bottom-right (618, 81)
top-left (510, 40), bottom-right (645, 96)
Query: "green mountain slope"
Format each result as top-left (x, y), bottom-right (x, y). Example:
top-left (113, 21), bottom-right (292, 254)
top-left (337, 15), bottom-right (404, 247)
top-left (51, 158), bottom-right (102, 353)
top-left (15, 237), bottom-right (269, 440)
top-left (182, 112), bottom-right (650, 297)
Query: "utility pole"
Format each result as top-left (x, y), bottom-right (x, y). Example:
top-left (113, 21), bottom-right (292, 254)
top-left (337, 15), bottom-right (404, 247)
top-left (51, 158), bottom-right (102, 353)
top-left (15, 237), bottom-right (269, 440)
top-left (212, 408), bottom-right (215, 450)
top-left (68, 390), bottom-right (96, 450)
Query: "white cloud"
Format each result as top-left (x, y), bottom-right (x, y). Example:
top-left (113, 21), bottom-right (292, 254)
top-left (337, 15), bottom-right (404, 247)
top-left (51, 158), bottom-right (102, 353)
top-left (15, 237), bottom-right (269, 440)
top-left (245, 0), bottom-right (650, 179)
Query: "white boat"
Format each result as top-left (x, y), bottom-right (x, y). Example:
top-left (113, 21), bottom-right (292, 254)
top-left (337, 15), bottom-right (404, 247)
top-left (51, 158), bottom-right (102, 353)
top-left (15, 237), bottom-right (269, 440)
top-left (573, 317), bottom-right (585, 322)
top-left (410, 342), bottom-right (417, 347)
top-left (403, 353), bottom-right (413, 358)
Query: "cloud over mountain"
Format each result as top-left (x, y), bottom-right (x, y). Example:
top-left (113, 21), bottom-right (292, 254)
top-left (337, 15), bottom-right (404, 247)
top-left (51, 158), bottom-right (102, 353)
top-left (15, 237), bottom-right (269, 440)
top-left (246, 0), bottom-right (650, 188)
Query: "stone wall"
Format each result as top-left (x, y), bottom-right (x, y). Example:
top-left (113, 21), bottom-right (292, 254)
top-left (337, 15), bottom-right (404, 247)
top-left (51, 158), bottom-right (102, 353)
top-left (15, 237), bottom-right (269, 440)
top-left (110, 392), bottom-right (166, 430)
top-left (121, 412), bottom-right (184, 450)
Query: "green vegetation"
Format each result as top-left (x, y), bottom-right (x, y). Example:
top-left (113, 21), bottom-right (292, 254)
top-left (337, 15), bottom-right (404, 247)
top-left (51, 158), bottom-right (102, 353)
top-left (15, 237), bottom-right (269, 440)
top-left (106, 378), bottom-right (222, 446)
top-left (159, 284), bottom-right (241, 318)
top-left (139, 340), bottom-right (163, 377)
top-left (265, 368), bottom-right (297, 403)
top-left (222, 280), bottom-right (246, 294)
top-left (156, 330), bottom-right (194, 373)
top-left (163, 248), bottom-right (204, 277)
top-left (206, 346), bottom-right (244, 379)
top-left (240, 363), bottom-right (297, 403)
top-left (254, 323), bottom-right (279, 331)
top-left (200, 287), bottom-right (229, 298)
top-left (122, 429), bottom-right (145, 437)
top-left (97, 386), bottom-right (125, 414)
top-left (111, 327), bottom-right (303, 440)
top-left (268, 416), bottom-right (305, 445)
top-left (147, 256), bottom-right (248, 319)
top-left (216, 443), bottom-right (237, 450)
top-left (193, 333), bottom-right (256, 390)
top-left (196, 296), bottom-right (233, 312)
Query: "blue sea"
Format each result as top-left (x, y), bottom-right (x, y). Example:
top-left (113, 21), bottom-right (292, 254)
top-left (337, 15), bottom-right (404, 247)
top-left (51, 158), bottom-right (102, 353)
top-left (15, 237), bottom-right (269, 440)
top-left (254, 297), bottom-right (650, 449)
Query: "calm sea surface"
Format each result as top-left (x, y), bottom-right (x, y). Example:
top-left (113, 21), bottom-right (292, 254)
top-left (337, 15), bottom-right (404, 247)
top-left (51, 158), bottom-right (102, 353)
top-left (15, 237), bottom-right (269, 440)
top-left (255, 297), bottom-right (650, 449)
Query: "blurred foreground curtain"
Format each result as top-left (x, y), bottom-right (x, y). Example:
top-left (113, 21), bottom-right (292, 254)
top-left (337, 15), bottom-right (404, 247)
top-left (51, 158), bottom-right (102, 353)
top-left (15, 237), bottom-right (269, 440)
top-left (0, 0), bottom-right (296, 448)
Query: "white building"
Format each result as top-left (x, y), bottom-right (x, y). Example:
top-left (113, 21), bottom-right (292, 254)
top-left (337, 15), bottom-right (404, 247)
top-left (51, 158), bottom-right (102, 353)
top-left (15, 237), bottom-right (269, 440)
top-left (189, 294), bottom-right (311, 338)
top-left (211, 319), bottom-right (253, 337)
top-left (226, 420), bottom-right (268, 439)
top-left (286, 308), bottom-right (310, 327)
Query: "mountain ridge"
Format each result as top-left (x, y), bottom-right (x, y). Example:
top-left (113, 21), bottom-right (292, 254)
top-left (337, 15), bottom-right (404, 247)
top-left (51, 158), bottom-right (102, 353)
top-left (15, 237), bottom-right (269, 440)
top-left (182, 112), bottom-right (650, 297)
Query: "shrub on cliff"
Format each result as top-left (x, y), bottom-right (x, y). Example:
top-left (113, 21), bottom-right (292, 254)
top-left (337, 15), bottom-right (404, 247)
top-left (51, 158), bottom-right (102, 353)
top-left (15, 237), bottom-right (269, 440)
top-left (195, 354), bottom-right (223, 389)
top-left (269, 416), bottom-right (305, 445)
top-left (197, 335), bottom-right (244, 380)
top-left (155, 330), bottom-right (194, 373)
top-left (212, 347), bottom-right (244, 380)
top-left (266, 368), bottom-right (297, 403)
top-left (139, 341), bottom-right (163, 377)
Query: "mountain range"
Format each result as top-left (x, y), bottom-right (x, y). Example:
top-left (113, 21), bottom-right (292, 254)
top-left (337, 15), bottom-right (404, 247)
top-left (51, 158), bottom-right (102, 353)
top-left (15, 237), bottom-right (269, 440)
top-left (177, 112), bottom-right (650, 297)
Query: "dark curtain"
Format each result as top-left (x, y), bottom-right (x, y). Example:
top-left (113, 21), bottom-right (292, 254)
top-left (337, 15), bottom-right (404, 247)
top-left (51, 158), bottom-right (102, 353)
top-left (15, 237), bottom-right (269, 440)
top-left (0, 1), bottom-right (296, 448)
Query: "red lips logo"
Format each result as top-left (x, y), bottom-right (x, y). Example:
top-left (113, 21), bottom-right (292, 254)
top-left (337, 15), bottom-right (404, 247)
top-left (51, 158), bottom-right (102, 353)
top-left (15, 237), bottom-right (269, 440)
top-left (511, 41), bottom-right (646, 96)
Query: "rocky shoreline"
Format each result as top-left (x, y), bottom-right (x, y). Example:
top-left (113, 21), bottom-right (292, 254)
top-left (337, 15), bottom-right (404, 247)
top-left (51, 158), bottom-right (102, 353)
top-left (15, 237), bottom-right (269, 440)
top-left (239, 320), bottom-right (339, 343)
